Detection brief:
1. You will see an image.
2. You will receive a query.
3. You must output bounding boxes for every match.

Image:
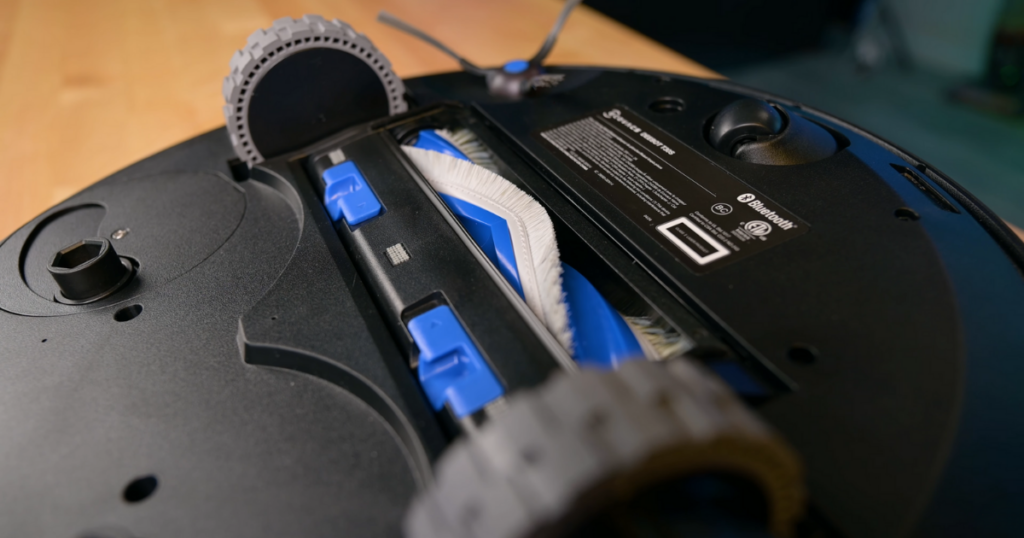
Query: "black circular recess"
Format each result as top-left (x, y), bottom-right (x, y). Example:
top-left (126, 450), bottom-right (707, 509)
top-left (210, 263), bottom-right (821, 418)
top-left (788, 344), bottom-right (819, 364)
top-left (708, 98), bottom-right (785, 155)
top-left (46, 238), bottom-right (133, 303)
top-left (707, 98), bottom-right (840, 165)
top-left (247, 48), bottom-right (390, 160)
top-left (648, 96), bottom-right (686, 113)
top-left (113, 304), bottom-right (143, 322)
top-left (122, 475), bottom-right (158, 503)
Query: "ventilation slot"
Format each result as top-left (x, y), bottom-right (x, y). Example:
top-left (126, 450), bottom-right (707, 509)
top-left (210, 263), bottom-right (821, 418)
top-left (228, 158), bottom-right (250, 182)
top-left (890, 164), bottom-right (960, 214)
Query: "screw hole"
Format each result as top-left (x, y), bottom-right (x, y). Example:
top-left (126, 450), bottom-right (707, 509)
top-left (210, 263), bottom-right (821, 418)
top-left (895, 207), bottom-right (920, 221)
top-left (113, 304), bottom-right (143, 322)
top-left (41, 338), bottom-right (48, 343)
top-left (122, 475), bottom-right (158, 503)
top-left (270, 316), bottom-right (277, 321)
top-left (648, 96), bottom-right (686, 113)
top-left (787, 344), bottom-right (818, 364)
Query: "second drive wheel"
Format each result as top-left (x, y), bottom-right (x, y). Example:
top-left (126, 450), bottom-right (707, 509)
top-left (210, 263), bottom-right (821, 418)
top-left (405, 358), bottom-right (805, 538)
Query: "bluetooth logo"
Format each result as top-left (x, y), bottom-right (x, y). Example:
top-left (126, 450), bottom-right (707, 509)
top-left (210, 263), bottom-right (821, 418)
top-left (737, 193), bottom-right (756, 203)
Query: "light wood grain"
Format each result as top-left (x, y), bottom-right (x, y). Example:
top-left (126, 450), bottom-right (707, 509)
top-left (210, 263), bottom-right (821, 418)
top-left (0, 0), bottom-right (717, 239)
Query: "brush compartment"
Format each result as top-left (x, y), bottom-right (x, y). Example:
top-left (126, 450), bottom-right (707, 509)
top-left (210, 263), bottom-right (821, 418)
top-left (380, 104), bottom-right (788, 400)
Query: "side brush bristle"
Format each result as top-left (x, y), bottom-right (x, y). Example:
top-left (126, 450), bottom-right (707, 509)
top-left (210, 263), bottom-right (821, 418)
top-left (623, 315), bottom-right (695, 361)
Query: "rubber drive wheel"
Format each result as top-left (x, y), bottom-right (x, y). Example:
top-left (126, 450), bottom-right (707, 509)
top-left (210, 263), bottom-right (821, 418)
top-left (404, 358), bottom-right (805, 538)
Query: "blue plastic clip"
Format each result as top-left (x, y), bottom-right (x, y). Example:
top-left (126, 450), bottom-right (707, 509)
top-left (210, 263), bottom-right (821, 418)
top-left (407, 305), bottom-right (504, 418)
top-left (322, 161), bottom-right (382, 225)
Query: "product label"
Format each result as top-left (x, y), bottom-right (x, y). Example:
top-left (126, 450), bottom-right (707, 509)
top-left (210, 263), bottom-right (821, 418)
top-left (535, 105), bottom-right (808, 273)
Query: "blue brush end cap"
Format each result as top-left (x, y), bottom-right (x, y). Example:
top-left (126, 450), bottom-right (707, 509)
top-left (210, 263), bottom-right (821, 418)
top-left (413, 130), bottom-right (470, 162)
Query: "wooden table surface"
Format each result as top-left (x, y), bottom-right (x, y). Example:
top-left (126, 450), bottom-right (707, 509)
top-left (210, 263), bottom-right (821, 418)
top-left (1, 0), bottom-right (1020, 242)
top-left (0, 0), bottom-right (716, 240)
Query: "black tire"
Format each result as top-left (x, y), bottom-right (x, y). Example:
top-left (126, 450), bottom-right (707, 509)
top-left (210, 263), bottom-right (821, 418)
top-left (404, 358), bottom-right (805, 538)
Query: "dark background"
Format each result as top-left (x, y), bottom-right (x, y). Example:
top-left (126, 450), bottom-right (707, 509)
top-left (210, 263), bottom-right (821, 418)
top-left (588, 0), bottom-right (1024, 227)
top-left (588, 0), bottom-right (863, 69)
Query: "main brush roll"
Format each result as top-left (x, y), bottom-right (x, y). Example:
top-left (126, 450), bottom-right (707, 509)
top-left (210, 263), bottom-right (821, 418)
top-left (402, 128), bottom-right (658, 370)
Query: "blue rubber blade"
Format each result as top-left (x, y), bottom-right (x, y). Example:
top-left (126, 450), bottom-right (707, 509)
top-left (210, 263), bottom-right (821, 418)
top-left (322, 161), bottom-right (382, 225)
top-left (438, 194), bottom-right (525, 299)
top-left (408, 305), bottom-right (505, 418)
top-left (413, 130), bottom-right (471, 162)
top-left (707, 362), bottom-right (769, 398)
top-left (562, 263), bottom-right (645, 369)
top-left (410, 132), bottom-right (526, 298)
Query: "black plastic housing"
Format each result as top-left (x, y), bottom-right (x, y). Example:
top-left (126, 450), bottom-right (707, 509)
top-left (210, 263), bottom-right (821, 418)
top-left (0, 68), bottom-right (1021, 538)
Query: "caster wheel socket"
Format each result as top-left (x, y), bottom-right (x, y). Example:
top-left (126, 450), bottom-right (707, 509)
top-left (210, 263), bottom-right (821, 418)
top-left (47, 238), bottom-right (134, 304)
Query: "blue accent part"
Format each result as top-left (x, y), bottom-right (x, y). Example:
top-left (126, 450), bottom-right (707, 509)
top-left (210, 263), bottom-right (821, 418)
top-left (408, 305), bottom-right (505, 418)
top-left (322, 161), bottom-right (382, 225)
top-left (707, 362), bottom-right (769, 398)
top-left (561, 264), bottom-right (645, 369)
top-left (503, 59), bottom-right (529, 74)
top-left (412, 130), bottom-right (526, 298)
top-left (413, 130), bottom-right (471, 162)
top-left (438, 194), bottom-right (525, 299)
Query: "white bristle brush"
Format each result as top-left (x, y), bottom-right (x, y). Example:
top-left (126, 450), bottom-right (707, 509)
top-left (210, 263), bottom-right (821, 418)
top-left (402, 145), bottom-right (574, 353)
top-left (433, 128), bottom-right (499, 173)
top-left (409, 129), bottom-right (696, 364)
